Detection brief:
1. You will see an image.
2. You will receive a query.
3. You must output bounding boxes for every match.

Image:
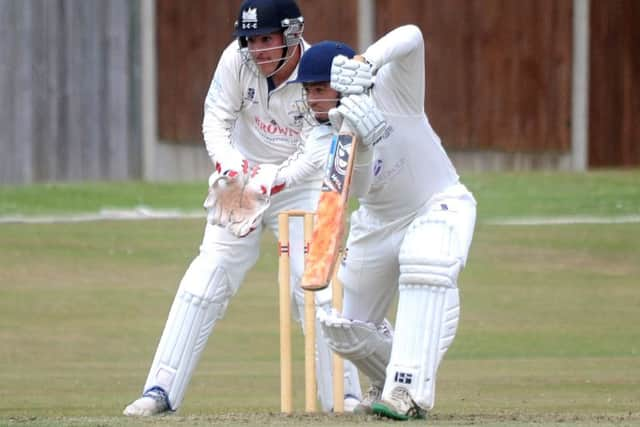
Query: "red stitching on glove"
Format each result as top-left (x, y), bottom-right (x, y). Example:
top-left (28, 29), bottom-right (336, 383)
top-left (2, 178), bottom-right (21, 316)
top-left (270, 182), bottom-right (286, 195)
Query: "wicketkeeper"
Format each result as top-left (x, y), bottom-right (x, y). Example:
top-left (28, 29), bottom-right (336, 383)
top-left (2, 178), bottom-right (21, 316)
top-left (123, 0), bottom-right (363, 416)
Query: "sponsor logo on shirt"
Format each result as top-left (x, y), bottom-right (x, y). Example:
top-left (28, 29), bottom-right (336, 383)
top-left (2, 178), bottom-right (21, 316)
top-left (292, 114), bottom-right (304, 128)
top-left (254, 117), bottom-right (300, 143)
top-left (373, 159), bottom-right (383, 176)
top-left (374, 157), bottom-right (406, 185)
top-left (288, 106), bottom-right (304, 128)
top-left (242, 87), bottom-right (259, 106)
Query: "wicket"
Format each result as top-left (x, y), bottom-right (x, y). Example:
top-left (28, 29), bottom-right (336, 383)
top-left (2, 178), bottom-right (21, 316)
top-left (277, 210), bottom-right (344, 414)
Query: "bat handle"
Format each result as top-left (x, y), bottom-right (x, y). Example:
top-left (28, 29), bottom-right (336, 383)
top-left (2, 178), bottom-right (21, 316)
top-left (339, 118), bottom-right (354, 134)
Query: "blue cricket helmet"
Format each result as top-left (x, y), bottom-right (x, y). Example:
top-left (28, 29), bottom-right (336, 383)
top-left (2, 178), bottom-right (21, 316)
top-left (234, 0), bottom-right (303, 41)
top-left (291, 41), bottom-right (356, 84)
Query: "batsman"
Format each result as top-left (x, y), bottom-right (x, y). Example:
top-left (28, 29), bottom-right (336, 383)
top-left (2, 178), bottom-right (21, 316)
top-left (296, 26), bottom-right (478, 420)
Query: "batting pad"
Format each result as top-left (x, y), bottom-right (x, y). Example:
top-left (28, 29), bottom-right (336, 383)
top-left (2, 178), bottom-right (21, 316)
top-left (383, 285), bottom-right (459, 409)
top-left (382, 213), bottom-right (462, 409)
top-left (143, 261), bottom-right (232, 410)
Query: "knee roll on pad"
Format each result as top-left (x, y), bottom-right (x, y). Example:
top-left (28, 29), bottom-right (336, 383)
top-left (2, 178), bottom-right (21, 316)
top-left (399, 255), bottom-right (461, 288)
top-left (399, 214), bottom-right (463, 288)
top-left (144, 263), bottom-right (232, 410)
top-left (318, 309), bottom-right (393, 385)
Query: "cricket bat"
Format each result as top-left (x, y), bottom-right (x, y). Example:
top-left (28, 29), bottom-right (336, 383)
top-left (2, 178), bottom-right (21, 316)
top-left (301, 126), bottom-right (359, 291)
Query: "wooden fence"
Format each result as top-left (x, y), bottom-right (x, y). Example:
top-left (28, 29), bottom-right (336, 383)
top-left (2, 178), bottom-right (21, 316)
top-left (157, 0), bottom-right (574, 154)
top-left (1, 0), bottom-right (638, 184)
top-left (156, 0), bottom-right (359, 143)
top-left (589, 0), bottom-right (639, 167)
top-left (155, 0), bottom-right (638, 170)
top-left (0, 0), bottom-right (141, 184)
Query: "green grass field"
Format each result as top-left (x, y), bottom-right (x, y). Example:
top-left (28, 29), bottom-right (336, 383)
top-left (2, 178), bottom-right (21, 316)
top-left (1, 170), bottom-right (639, 427)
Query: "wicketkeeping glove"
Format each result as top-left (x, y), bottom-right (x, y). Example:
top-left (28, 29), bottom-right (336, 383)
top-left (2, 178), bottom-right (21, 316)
top-left (204, 172), bottom-right (269, 238)
top-left (328, 94), bottom-right (387, 147)
top-left (214, 153), bottom-right (250, 180)
top-left (331, 55), bottom-right (374, 95)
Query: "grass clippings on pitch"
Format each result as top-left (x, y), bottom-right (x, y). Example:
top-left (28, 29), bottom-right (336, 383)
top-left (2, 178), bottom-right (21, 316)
top-left (3, 412), bottom-right (640, 427)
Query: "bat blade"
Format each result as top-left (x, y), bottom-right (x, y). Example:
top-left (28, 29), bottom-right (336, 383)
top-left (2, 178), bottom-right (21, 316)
top-left (302, 131), bottom-right (358, 291)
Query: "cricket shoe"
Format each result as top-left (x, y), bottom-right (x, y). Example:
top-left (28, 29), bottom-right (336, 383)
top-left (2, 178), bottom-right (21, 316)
top-left (123, 386), bottom-right (170, 416)
top-left (343, 394), bottom-right (361, 412)
top-left (353, 384), bottom-right (382, 414)
top-left (372, 386), bottom-right (426, 421)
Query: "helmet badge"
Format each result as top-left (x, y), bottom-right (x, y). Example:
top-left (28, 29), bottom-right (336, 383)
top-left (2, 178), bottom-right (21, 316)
top-left (241, 7), bottom-right (258, 29)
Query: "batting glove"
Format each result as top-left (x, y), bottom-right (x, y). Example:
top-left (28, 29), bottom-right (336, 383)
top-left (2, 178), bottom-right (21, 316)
top-left (329, 94), bottom-right (387, 147)
top-left (331, 55), bottom-right (374, 95)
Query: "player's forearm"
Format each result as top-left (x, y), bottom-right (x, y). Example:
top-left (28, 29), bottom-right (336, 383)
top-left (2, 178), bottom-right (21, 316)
top-left (363, 24), bottom-right (423, 71)
top-left (202, 124), bottom-right (240, 169)
top-left (276, 128), bottom-right (333, 187)
top-left (275, 146), bottom-right (321, 187)
top-left (349, 146), bottom-right (374, 198)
